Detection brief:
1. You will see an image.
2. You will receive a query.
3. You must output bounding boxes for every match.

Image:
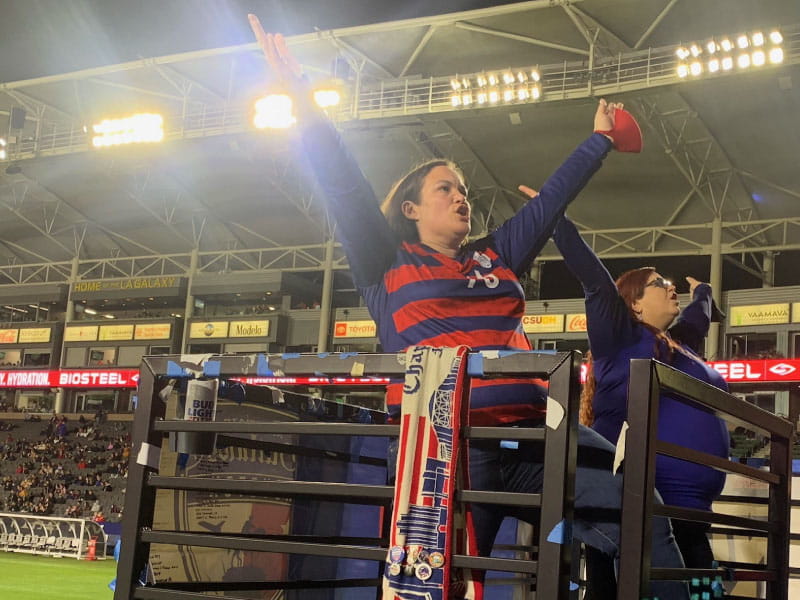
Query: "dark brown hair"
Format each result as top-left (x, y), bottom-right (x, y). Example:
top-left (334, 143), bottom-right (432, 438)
top-left (380, 159), bottom-right (463, 243)
top-left (580, 267), bottom-right (682, 426)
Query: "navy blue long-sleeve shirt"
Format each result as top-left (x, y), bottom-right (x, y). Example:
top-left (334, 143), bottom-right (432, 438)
top-left (554, 217), bottom-right (729, 511)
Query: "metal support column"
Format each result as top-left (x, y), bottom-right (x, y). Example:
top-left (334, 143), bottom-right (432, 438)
top-left (317, 237), bottom-right (335, 353)
top-left (179, 248), bottom-right (198, 352)
top-left (56, 255), bottom-right (80, 413)
top-left (707, 217), bottom-right (723, 360)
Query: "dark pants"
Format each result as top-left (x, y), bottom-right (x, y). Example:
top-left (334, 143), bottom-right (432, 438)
top-left (389, 424), bottom-right (689, 600)
top-left (583, 518), bottom-right (716, 599)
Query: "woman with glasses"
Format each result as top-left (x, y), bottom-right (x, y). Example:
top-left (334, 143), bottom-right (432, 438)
top-left (547, 212), bottom-right (730, 599)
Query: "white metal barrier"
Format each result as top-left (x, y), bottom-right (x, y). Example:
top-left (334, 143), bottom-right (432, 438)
top-left (0, 512), bottom-right (108, 559)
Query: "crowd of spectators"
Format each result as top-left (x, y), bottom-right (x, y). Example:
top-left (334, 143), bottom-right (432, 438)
top-left (0, 414), bottom-right (130, 522)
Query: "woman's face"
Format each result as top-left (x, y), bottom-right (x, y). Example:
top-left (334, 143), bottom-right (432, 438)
top-left (632, 272), bottom-right (680, 331)
top-left (403, 165), bottom-right (471, 246)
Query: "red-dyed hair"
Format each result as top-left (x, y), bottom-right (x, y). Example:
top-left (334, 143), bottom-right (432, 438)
top-left (580, 267), bottom-right (682, 426)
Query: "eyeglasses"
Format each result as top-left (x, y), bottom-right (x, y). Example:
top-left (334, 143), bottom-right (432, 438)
top-left (645, 276), bottom-right (672, 290)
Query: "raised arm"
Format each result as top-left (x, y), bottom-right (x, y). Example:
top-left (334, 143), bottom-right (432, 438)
top-left (248, 17), bottom-right (396, 287)
top-left (491, 100), bottom-right (639, 275)
top-left (552, 216), bottom-right (636, 357)
top-left (668, 278), bottom-right (713, 354)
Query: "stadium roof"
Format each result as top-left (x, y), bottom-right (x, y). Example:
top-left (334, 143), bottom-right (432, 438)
top-left (0, 0), bottom-right (798, 292)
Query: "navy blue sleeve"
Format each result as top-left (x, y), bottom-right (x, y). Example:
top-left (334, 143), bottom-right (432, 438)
top-left (668, 283), bottom-right (713, 354)
top-left (553, 216), bottom-right (636, 358)
top-left (297, 117), bottom-right (397, 288)
top-left (491, 133), bottom-right (612, 276)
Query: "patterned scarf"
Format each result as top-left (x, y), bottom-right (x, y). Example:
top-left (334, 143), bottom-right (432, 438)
top-left (383, 346), bottom-right (482, 600)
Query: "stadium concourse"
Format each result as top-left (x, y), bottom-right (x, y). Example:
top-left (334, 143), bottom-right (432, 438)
top-left (0, 1), bottom-right (799, 599)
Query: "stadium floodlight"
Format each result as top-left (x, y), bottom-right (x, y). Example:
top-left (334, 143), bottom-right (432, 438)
top-left (488, 89), bottom-right (500, 104)
top-left (450, 78), bottom-right (462, 91)
top-left (0, 138), bottom-right (5, 161)
top-left (502, 71), bottom-right (515, 85)
top-left (313, 89), bottom-right (341, 109)
top-left (769, 47), bottom-right (784, 64)
top-left (503, 88), bottom-right (515, 102)
top-left (461, 93), bottom-right (473, 106)
top-left (676, 47), bottom-right (690, 60)
top-left (253, 94), bottom-right (296, 129)
top-left (676, 27), bottom-right (782, 80)
top-left (91, 113), bottom-right (164, 148)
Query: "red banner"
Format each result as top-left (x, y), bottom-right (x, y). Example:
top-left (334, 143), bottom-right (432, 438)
top-left (707, 359), bottom-right (800, 383)
top-left (0, 369), bottom-right (139, 388)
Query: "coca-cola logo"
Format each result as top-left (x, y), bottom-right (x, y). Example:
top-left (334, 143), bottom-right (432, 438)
top-left (567, 315), bottom-right (587, 331)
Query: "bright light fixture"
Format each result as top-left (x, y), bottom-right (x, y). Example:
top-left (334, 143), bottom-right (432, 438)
top-left (676, 47), bottom-right (690, 60)
top-left (253, 94), bottom-right (296, 129)
top-left (720, 39), bottom-right (733, 52)
top-left (769, 47), bottom-right (784, 64)
top-left (313, 89), bottom-right (341, 108)
top-left (737, 35), bottom-right (749, 49)
top-left (689, 61), bottom-right (703, 76)
top-left (769, 30), bottom-right (783, 44)
top-left (721, 56), bottom-right (734, 71)
top-left (751, 32), bottom-right (765, 46)
top-left (751, 50), bottom-right (766, 67)
top-left (677, 64), bottom-right (689, 78)
top-left (708, 58), bottom-right (720, 73)
top-left (737, 54), bottom-right (751, 68)
top-left (91, 113), bottom-right (164, 147)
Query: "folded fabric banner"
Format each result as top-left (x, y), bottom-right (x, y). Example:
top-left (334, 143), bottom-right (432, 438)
top-left (383, 345), bottom-right (482, 600)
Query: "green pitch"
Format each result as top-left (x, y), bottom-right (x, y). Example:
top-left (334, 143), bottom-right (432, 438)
top-left (0, 552), bottom-right (118, 600)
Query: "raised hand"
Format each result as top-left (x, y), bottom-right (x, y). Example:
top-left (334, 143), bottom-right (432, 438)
top-left (593, 99), bottom-right (621, 133)
top-left (685, 276), bottom-right (704, 295)
top-left (517, 184), bottom-right (539, 198)
top-left (248, 15), bottom-right (303, 85)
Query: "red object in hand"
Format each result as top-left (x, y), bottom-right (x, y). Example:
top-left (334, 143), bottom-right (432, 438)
top-left (595, 108), bottom-right (643, 153)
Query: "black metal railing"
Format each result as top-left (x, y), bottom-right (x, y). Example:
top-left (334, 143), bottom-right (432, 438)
top-left (619, 359), bottom-right (794, 600)
top-left (114, 350), bottom-right (582, 600)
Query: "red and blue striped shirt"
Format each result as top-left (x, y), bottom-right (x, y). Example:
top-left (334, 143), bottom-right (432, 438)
top-left (300, 117), bottom-right (612, 425)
